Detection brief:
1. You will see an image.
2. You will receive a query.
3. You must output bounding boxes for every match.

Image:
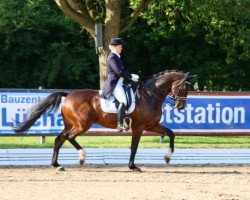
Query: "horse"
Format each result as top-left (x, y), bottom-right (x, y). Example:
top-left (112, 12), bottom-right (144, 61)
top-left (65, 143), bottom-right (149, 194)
top-left (15, 70), bottom-right (190, 171)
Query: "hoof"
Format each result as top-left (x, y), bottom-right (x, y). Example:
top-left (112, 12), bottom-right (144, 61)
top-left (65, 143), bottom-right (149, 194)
top-left (129, 165), bottom-right (142, 172)
top-left (164, 155), bottom-right (170, 164)
top-left (56, 166), bottom-right (65, 171)
top-left (132, 167), bottom-right (142, 172)
top-left (79, 159), bottom-right (85, 166)
top-left (51, 163), bottom-right (60, 168)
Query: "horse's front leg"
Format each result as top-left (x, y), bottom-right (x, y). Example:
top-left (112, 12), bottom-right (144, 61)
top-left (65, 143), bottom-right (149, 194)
top-left (128, 130), bottom-right (142, 172)
top-left (164, 127), bottom-right (175, 163)
top-left (147, 124), bottom-right (175, 164)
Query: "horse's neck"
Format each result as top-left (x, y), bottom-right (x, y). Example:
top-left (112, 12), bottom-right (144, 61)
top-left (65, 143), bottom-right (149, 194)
top-left (137, 71), bottom-right (184, 105)
top-left (144, 79), bottom-right (172, 100)
top-left (138, 82), bottom-right (168, 105)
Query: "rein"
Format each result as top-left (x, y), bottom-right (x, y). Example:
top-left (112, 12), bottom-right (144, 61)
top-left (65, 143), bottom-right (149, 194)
top-left (134, 72), bottom-right (190, 106)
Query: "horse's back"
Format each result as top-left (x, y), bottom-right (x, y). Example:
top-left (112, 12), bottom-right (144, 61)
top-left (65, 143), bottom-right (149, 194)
top-left (67, 89), bottom-right (98, 98)
top-left (62, 89), bottom-right (99, 110)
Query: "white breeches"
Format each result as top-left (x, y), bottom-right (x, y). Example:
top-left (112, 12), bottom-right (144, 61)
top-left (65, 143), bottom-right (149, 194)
top-left (113, 79), bottom-right (127, 106)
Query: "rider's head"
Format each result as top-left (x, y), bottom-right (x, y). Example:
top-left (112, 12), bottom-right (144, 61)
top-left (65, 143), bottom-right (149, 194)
top-left (109, 38), bottom-right (123, 54)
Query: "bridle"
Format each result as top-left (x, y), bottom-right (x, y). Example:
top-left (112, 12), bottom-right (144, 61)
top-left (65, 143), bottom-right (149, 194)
top-left (167, 73), bottom-right (190, 108)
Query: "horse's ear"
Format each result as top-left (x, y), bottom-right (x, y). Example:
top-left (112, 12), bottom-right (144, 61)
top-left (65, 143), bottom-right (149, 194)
top-left (184, 72), bottom-right (189, 79)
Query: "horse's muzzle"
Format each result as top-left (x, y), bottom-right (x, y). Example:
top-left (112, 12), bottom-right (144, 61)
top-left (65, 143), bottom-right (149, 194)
top-left (178, 105), bottom-right (185, 110)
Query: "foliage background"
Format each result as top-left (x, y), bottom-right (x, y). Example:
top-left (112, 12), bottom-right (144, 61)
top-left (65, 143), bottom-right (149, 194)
top-left (0, 0), bottom-right (249, 91)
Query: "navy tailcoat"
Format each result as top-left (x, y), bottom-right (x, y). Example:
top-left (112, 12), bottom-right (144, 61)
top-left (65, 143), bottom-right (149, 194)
top-left (101, 52), bottom-right (132, 98)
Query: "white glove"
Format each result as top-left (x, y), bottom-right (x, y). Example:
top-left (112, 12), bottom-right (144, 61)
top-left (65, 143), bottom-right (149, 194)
top-left (131, 74), bottom-right (139, 82)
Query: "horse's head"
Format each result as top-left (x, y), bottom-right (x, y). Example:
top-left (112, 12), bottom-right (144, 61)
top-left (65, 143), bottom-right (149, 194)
top-left (144, 70), bottom-right (190, 110)
top-left (168, 72), bottom-right (190, 110)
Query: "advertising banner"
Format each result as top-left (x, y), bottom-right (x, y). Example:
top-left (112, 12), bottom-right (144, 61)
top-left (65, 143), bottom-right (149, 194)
top-left (161, 92), bottom-right (250, 135)
top-left (0, 90), bottom-right (249, 135)
top-left (0, 90), bottom-right (63, 135)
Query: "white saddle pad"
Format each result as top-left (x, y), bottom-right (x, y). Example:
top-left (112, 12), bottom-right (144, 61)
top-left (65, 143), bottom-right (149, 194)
top-left (99, 90), bottom-right (135, 114)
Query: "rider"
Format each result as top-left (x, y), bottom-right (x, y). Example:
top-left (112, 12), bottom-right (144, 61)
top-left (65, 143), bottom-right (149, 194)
top-left (101, 38), bottom-right (139, 132)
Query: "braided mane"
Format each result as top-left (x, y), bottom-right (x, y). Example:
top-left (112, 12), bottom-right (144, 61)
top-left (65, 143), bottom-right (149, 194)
top-left (153, 70), bottom-right (183, 78)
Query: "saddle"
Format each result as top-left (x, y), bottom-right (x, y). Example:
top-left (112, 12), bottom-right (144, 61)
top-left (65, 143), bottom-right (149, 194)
top-left (99, 84), bottom-right (135, 114)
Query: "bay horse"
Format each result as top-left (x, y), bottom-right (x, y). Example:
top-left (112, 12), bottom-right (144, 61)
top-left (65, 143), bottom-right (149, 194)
top-left (15, 70), bottom-right (190, 171)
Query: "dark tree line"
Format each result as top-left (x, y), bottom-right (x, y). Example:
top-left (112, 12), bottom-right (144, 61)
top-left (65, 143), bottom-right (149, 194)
top-left (0, 0), bottom-right (249, 91)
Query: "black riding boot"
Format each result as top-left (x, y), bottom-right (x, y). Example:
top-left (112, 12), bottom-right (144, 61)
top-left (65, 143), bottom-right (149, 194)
top-left (117, 102), bottom-right (126, 132)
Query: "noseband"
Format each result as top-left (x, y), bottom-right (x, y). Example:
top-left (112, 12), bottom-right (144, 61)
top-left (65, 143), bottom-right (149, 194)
top-left (167, 74), bottom-right (190, 108)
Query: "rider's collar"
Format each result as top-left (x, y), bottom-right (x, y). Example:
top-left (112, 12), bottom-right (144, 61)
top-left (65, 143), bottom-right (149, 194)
top-left (111, 50), bottom-right (120, 58)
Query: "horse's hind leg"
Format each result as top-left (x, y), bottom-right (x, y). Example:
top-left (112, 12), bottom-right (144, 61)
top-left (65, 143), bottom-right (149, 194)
top-left (68, 137), bottom-right (86, 165)
top-left (51, 129), bottom-right (70, 168)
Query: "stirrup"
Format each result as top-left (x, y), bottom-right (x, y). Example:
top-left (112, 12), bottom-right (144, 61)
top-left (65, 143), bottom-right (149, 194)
top-left (122, 122), bottom-right (129, 131)
top-left (123, 125), bottom-right (129, 131)
top-left (117, 123), bottom-right (125, 132)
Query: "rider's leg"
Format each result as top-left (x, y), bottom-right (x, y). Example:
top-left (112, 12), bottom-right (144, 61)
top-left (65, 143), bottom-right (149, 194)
top-left (117, 102), bottom-right (126, 132)
top-left (113, 80), bottom-right (127, 131)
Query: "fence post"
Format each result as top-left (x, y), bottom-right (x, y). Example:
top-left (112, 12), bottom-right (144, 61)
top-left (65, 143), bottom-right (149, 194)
top-left (159, 136), bottom-right (165, 143)
top-left (40, 135), bottom-right (46, 144)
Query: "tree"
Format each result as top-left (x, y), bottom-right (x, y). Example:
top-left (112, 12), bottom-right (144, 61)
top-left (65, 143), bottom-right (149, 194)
top-left (53, 0), bottom-right (153, 88)
top-left (0, 0), bottom-right (99, 89)
top-left (139, 0), bottom-right (250, 91)
top-left (1, 0), bottom-right (249, 91)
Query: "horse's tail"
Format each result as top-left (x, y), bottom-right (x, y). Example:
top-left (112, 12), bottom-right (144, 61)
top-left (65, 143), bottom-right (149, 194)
top-left (14, 92), bottom-right (68, 133)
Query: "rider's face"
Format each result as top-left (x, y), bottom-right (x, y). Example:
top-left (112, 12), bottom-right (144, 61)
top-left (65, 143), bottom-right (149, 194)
top-left (114, 45), bottom-right (123, 54)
